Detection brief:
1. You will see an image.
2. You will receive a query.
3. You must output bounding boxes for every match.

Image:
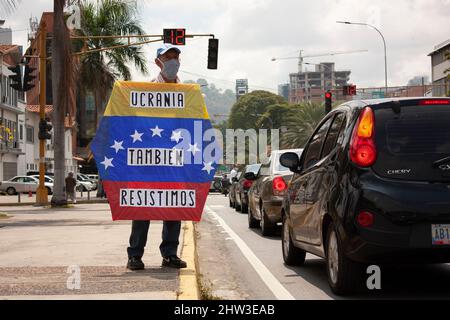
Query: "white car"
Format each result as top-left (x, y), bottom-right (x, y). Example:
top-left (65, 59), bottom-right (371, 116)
top-left (0, 175), bottom-right (53, 195)
top-left (77, 174), bottom-right (97, 191)
top-left (76, 176), bottom-right (94, 192)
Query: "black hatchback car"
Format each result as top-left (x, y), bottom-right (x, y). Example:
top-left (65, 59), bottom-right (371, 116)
top-left (280, 97), bottom-right (450, 295)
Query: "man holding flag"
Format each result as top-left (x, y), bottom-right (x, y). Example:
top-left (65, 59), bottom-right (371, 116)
top-left (127, 44), bottom-right (186, 270)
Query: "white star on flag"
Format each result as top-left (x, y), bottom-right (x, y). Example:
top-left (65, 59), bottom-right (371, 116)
top-left (170, 130), bottom-right (183, 143)
top-left (101, 156), bottom-right (114, 170)
top-left (187, 143), bottom-right (200, 155)
top-left (202, 161), bottom-right (214, 175)
top-left (130, 130), bottom-right (144, 143)
top-left (110, 140), bottom-right (124, 153)
top-left (150, 125), bottom-right (164, 137)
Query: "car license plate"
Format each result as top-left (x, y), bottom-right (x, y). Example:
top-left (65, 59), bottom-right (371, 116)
top-left (431, 224), bottom-right (450, 245)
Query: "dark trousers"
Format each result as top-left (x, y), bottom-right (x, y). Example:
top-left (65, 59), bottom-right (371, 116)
top-left (127, 220), bottom-right (181, 259)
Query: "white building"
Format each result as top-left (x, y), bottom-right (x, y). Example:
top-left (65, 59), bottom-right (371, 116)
top-left (0, 44), bottom-right (26, 180)
top-left (428, 39), bottom-right (450, 97)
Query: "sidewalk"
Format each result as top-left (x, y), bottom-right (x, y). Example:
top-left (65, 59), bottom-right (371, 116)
top-left (0, 192), bottom-right (107, 206)
top-left (0, 204), bottom-right (187, 300)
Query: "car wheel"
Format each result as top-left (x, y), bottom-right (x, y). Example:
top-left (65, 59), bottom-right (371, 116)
top-left (282, 214), bottom-right (306, 266)
top-left (6, 187), bottom-right (16, 196)
top-left (241, 201), bottom-right (248, 213)
top-left (235, 194), bottom-right (242, 212)
top-left (46, 187), bottom-right (52, 195)
top-left (82, 185), bottom-right (87, 192)
top-left (248, 206), bottom-right (259, 229)
top-left (325, 222), bottom-right (362, 295)
top-left (261, 208), bottom-right (276, 236)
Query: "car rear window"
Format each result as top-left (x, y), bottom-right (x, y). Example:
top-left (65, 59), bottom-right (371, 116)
top-left (372, 103), bottom-right (450, 182)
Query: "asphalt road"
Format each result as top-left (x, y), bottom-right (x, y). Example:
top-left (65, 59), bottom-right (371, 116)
top-left (197, 193), bottom-right (450, 300)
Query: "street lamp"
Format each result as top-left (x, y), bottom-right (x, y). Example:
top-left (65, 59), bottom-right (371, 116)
top-left (337, 21), bottom-right (388, 94)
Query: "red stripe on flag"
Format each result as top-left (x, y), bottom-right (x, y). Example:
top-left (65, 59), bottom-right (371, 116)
top-left (102, 181), bottom-right (211, 221)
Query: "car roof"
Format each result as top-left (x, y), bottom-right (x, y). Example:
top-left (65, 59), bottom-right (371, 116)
top-left (340, 97), bottom-right (449, 108)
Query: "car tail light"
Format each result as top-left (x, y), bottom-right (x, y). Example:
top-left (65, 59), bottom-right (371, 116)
top-left (419, 99), bottom-right (450, 105)
top-left (243, 179), bottom-right (253, 189)
top-left (272, 176), bottom-right (287, 195)
top-left (357, 211), bottom-right (374, 227)
top-left (349, 107), bottom-right (377, 167)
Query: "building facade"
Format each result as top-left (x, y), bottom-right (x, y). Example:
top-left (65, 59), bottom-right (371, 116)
top-left (0, 44), bottom-right (27, 181)
top-left (288, 62), bottom-right (351, 104)
top-left (429, 39), bottom-right (450, 97)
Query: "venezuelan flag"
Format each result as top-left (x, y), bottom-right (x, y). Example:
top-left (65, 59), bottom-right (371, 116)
top-left (91, 81), bottom-right (220, 221)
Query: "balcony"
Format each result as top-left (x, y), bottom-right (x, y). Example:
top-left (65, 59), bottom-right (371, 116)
top-left (0, 141), bottom-right (25, 155)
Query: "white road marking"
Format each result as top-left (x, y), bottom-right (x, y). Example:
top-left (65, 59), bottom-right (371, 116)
top-left (225, 238), bottom-right (233, 240)
top-left (205, 205), bottom-right (295, 300)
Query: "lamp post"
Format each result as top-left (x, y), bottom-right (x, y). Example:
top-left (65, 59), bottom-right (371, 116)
top-left (337, 21), bottom-right (388, 94)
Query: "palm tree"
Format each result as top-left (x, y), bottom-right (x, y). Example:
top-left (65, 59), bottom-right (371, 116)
top-left (280, 102), bottom-right (326, 149)
top-left (51, 0), bottom-right (73, 206)
top-left (75, 0), bottom-right (148, 127)
top-left (0, 0), bottom-right (20, 14)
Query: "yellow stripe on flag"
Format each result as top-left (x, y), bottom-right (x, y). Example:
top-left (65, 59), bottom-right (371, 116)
top-left (103, 81), bottom-right (210, 120)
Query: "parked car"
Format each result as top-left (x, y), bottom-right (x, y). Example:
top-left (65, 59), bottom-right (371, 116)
top-left (228, 169), bottom-right (243, 208)
top-left (76, 175), bottom-right (94, 191)
top-left (87, 174), bottom-right (99, 181)
top-left (234, 164), bottom-right (261, 213)
top-left (210, 175), bottom-right (223, 192)
top-left (27, 171), bottom-right (54, 177)
top-left (0, 175), bottom-right (52, 195)
top-left (280, 97), bottom-right (450, 295)
top-left (246, 149), bottom-right (303, 236)
top-left (78, 174), bottom-right (98, 190)
top-left (31, 175), bottom-right (54, 195)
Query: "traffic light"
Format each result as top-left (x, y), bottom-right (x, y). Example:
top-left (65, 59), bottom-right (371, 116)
top-left (207, 38), bottom-right (219, 70)
top-left (163, 28), bottom-right (186, 45)
top-left (325, 91), bottom-right (332, 113)
top-left (343, 84), bottom-right (357, 96)
top-left (38, 119), bottom-right (52, 140)
top-left (7, 65), bottom-right (22, 91)
top-left (22, 64), bottom-right (36, 92)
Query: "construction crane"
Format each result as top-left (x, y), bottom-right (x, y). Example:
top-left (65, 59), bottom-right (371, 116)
top-left (271, 49), bottom-right (368, 73)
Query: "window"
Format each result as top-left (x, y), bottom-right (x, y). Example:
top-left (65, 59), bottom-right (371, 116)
top-left (19, 125), bottom-right (23, 141)
top-left (302, 117), bottom-right (333, 169)
top-left (321, 113), bottom-right (346, 158)
top-left (26, 126), bottom-right (34, 143)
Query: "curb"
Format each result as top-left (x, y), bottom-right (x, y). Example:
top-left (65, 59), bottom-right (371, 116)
top-left (0, 199), bottom-right (109, 207)
top-left (177, 221), bottom-right (201, 300)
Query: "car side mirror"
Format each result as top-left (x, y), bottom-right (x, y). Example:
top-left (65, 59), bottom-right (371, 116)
top-left (244, 172), bottom-right (257, 180)
top-left (280, 152), bottom-right (302, 173)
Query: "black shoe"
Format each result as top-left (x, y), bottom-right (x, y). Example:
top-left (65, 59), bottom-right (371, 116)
top-left (162, 255), bottom-right (187, 269)
top-left (127, 256), bottom-right (145, 270)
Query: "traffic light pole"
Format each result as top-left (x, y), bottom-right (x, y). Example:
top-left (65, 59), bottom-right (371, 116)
top-left (36, 23), bottom-right (48, 206)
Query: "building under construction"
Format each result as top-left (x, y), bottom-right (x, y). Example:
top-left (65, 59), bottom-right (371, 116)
top-left (288, 62), bottom-right (351, 104)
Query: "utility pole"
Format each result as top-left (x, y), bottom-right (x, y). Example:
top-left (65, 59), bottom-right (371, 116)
top-left (36, 22), bottom-right (48, 206)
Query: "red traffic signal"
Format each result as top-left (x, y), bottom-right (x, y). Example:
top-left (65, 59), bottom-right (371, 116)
top-left (325, 91), bottom-right (332, 113)
top-left (343, 84), bottom-right (357, 96)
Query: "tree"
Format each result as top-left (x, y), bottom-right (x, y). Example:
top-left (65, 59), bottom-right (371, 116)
top-left (0, 0), bottom-right (19, 13)
top-left (255, 103), bottom-right (295, 129)
top-left (228, 90), bottom-right (285, 130)
top-left (280, 102), bottom-right (326, 149)
top-left (184, 79), bottom-right (236, 121)
top-left (49, 0), bottom-right (73, 206)
top-left (76, 0), bottom-right (148, 127)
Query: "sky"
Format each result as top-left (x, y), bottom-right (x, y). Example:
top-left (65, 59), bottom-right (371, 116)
top-left (1, 0), bottom-right (449, 93)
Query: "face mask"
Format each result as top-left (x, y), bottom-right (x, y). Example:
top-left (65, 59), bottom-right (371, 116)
top-left (159, 58), bottom-right (180, 80)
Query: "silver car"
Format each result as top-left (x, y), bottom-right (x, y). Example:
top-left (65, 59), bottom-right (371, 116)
top-left (0, 176), bottom-right (40, 195)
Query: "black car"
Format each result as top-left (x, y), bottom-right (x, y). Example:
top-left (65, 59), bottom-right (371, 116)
top-left (280, 97), bottom-right (450, 295)
top-left (234, 164), bottom-right (261, 213)
top-left (229, 169), bottom-right (243, 208)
